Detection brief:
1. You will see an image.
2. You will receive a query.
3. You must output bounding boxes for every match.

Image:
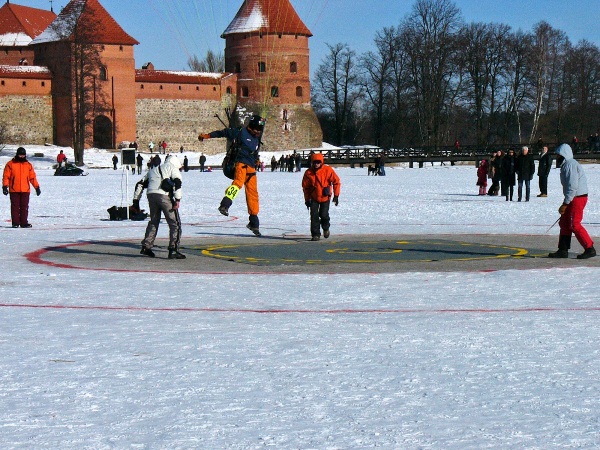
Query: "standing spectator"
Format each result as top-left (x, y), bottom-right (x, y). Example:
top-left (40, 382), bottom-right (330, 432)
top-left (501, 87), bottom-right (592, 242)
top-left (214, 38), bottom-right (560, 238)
top-left (454, 139), bottom-right (460, 153)
top-left (199, 153), bottom-right (206, 172)
top-left (571, 136), bottom-right (578, 152)
top-left (198, 115), bottom-right (265, 236)
top-left (476, 159), bottom-right (489, 195)
top-left (112, 154), bottom-right (118, 170)
top-left (161, 140), bottom-right (168, 154)
top-left (134, 155), bottom-right (185, 259)
top-left (501, 149), bottom-right (516, 201)
top-left (180, 145), bottom-right (184, 153)
top-left (148, 140), bottom-right (155, 153)
top-left (537, 146), bottom-right (551, 197)
top-left (302, 153), bottom-right (341, 241)
top-left (56, 150), bottom-right (67, 167)
top-left (488, 151), bottom-right (501, 196)
top-left (378, 152), bottom-right (386, 176)
top-left (183, 155), bottom-right (189, 172)
top-left (516, 146), bottom-right (535, 202)
top-left (271, 155), bottom-right (277, 172)
top-left (548, 144), bottom-right (595, 259)
top-left (2, 147), bottom-right (41, 228)
top-left (294, 151), bottom-right (302, 172)
top-left (136, 153), bottom-right (144, 175)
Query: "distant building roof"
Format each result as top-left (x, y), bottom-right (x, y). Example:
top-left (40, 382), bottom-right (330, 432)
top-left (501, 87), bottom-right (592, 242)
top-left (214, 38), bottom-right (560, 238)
top-left (0, 64), bottom-right (53, 79)
top-left (135, 70), bottom-right (227, 84)
top-left (222, 0), bottom-right (312, 37)
top-left (31, 0), bottom-right (138, 46)
top-left (0, 2), bottom-right (56, 46)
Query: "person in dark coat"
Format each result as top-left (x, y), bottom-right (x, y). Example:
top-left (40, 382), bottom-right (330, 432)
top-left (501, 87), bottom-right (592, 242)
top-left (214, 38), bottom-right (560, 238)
top-left (183, 155), bottom-right (189, 172)
top-left (501, 149), bottom-right (516, 201)
top-left (199, 153), bottom-right (206, 172)
top-left (537, 146), bottom-right (551, 197)
top-left (488, 151), bottom-right (501, 195)
top-left (112, 154), bottom-right (118, 170)
top-left (136, 153), bottom-right (143, 174)
top-left (516, 146), bottom-right (535, 201)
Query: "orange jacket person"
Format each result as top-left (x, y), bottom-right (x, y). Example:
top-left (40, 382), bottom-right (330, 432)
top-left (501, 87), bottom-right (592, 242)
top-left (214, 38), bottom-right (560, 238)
top-left (199, 115), bottom-right (265, 236)
top-left (301, 153), bottom-right (341, 241)
top-left (2, 147), bottom-right (41, 228)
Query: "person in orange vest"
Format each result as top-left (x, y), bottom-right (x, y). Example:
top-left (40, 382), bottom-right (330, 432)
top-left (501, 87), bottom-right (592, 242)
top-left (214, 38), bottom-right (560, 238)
top-left (301, 153), bottom-right (341, 241)
top-left (2, 147), bottom-right (41, 228)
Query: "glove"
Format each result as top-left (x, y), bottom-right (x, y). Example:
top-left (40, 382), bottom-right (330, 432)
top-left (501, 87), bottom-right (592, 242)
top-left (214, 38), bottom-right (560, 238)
top-left (305, 200), bottom-right (311, 209)
top-left (2, 186), bottom-right (7, 196)
top-left (35, 187), bottom-right (41, 196)
top-left (558, 204), bottom-right (568, 215)
top-left (333, 196), bottom-right (339, 206)
top-left (198, 133), bottom-right (211, 142)
top-left (132, 199), bottom-right (140, 209)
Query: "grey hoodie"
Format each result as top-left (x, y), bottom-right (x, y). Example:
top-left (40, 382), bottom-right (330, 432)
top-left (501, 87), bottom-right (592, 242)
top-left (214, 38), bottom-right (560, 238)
top-left (555, 144), bottom-right (588, 204)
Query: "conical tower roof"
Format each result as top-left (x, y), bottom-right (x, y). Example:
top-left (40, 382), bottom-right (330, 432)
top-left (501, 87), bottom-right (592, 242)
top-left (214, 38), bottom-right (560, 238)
top-left (31, 0), bottom-right (138, 45)
top-left (222, 0), bottom-right (311, 37)
top-left (0, 2), bottom-right (56, 46)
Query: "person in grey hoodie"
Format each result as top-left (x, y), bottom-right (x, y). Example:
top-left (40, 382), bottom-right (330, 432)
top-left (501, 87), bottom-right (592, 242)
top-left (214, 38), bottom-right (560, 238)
top-left (548, 144), bottom-right (596, 259)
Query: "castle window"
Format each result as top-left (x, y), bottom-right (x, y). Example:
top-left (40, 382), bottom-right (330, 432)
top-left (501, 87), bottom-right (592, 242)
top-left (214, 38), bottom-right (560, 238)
top-left (258, 61), bottom-right (266, 73)
top-left (235, 62), bottom-right (241, 73)
top-left (290, 62), bottom-right (297, 73)
top-left (160, 85), bottom-right (163, 90)
top-left (278, 33), bottom-right (282, 38)
top-left (271, 86), bottom-right (279, 98)
top-left (178, 86), bottom-right (182, 90)
top-left (119, 45), bottom-right (124, 51)
top-left (241, 86), bottom-right (249, 97)
top-left (1, 80), bottom-right (4, 86)
top-left (296, 86), bottom-right (303, 97)
top-left (226, 87), bottom-right (232, 94)
top-left (140, 84), bottom-right (144, 89)
top-left (41, 81), bottom-right (45, 87)
top-left (22, 81), bottom-right (27, 87)
top-left (99, 66), bottom-right (108, 81)
top-left (196, 86), bottom-right (199, 91)
top-left (213, 87), bottom-right (216, 91)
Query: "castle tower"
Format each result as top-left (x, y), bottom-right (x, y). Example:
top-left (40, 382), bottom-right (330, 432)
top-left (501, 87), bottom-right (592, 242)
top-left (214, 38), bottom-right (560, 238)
top-left (30, 0), bottom-right (138, 152)
top-left (222, 0), bottom-right (322, 149)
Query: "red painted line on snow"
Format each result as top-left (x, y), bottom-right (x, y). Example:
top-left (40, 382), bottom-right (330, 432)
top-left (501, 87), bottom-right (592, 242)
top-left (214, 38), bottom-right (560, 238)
top-left (2, 303), bottom-right (600, 314)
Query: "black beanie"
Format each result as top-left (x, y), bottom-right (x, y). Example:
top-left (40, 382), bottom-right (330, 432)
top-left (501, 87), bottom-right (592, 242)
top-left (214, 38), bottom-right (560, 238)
top-left (16, 147), bottom-right (26, 156)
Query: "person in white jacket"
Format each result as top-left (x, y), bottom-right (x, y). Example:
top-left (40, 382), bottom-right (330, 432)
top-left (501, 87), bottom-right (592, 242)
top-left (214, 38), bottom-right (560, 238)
top-left (133, 155), bottom-right (185, 259)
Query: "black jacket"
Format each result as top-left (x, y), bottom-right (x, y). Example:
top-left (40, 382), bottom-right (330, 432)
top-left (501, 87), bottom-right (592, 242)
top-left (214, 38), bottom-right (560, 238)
top-left (516, 153), bottom-right (535, 180)
top-left (538, 152), bottom-right (552, 177)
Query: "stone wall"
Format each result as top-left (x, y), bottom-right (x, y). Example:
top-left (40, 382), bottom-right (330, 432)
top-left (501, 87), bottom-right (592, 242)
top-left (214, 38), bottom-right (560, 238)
top-left (0, 95), bottom-right (53, 144)
top-left (135, 98), bottom-right (229, 154)
top-left (136, 98), bottom-right (322, 155)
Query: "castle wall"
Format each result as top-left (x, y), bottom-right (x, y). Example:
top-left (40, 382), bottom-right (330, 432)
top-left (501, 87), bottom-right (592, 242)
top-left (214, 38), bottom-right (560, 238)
top-left (135, 98), bottom-right (229, 154)
top-left (0, 94), bottom-right (53, 144)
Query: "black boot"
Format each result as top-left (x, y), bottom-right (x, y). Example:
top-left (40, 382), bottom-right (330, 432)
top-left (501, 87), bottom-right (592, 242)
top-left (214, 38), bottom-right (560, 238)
top-left (218, 197), bottom-right (232, 216)
top-left (168, 248), bottom-right (186, 259)
top-left (548, 235), bottom-right (571, 258)
top-left (140, 246), bottom-right (155, 258)
top-left (577, 246), bottom-right (596, 259)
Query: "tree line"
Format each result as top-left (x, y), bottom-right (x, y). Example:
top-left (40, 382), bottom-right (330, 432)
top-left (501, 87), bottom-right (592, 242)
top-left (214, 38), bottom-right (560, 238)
top-left (311, 0), bottom-right (600, 149)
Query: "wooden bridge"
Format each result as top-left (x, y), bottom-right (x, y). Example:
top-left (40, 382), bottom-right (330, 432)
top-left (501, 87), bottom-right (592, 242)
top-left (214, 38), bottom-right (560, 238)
top-left (294, 144), bottom-right (600, 168)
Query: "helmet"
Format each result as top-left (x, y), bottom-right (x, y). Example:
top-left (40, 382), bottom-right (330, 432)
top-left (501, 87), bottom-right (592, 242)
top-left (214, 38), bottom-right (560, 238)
top-left (248, 115), bottom-right (265, 131)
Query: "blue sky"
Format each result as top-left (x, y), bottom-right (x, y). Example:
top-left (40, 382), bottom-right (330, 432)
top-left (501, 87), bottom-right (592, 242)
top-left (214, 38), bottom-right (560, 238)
top-left (20, 0), bottom-right (600, 74)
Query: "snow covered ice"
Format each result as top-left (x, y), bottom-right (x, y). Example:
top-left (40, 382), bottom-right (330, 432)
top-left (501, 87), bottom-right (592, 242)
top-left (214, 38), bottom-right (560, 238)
top-left (1, 145), bottom-right (600, 448)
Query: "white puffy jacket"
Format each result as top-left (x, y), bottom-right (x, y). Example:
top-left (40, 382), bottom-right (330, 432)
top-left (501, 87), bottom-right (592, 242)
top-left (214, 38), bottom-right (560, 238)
top-left (134, 155), bottom-right (183, 201)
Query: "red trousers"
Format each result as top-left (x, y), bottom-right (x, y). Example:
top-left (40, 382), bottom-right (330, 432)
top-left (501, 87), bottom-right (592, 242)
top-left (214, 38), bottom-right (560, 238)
top-left (9, 192), bottom-right (30, 226)
top-left (559, 195), bottom-right (593, 249)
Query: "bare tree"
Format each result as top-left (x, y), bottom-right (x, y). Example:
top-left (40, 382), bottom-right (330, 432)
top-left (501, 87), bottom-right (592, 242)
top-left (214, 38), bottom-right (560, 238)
top-left (312, 43), bottom-right (363, 145)
top-left (46, 3), bottom-right (110, 165)
top-left (188, 50), bottom-right (225, 72)
top-left (360, 27), bottom-right (396, 146)
top-left (528, 22), bottom-right (568, 143)
top-left (400, 0), bottom-right (462, 146)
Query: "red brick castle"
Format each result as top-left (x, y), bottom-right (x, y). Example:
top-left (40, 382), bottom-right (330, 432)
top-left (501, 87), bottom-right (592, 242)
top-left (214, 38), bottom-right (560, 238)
top-left (0, 0), bottom-right (322, 155)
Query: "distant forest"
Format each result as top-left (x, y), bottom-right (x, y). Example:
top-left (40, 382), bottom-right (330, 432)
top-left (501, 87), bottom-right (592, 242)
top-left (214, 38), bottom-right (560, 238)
top-left (310, 0), bottom-right (600, 149)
